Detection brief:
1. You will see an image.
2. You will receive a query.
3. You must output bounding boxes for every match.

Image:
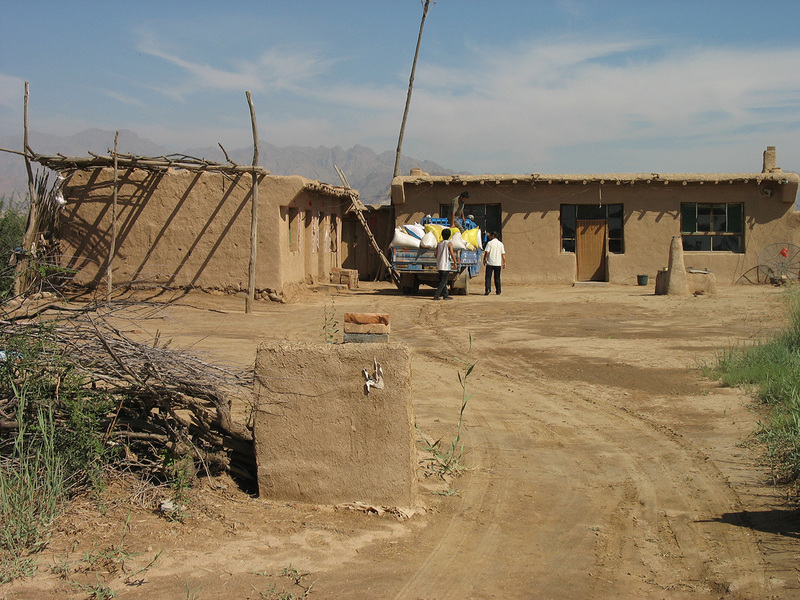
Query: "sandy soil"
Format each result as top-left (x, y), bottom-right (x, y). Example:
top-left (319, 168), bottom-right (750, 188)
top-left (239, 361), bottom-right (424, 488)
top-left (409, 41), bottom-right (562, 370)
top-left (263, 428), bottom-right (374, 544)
top-left (4, 282), bottom-right (800, 600)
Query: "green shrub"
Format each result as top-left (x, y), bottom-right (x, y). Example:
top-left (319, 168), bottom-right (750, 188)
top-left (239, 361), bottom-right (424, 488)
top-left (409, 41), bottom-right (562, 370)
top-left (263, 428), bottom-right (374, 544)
top-left (0, 197), bottom-right (27, 298)
top-left (712, 287), bottom-right (800, 490)
top-left (0, 324), bottom-right (115, 575)
top-left (0, 324), bottom-right (113, 489)
top-left (757, 388), bottom-right (800, 485)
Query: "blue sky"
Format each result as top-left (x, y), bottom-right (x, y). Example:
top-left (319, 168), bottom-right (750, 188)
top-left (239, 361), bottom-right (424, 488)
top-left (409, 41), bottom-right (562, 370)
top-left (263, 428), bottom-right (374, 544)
top-left (2, 0), bottom-right (800, 176)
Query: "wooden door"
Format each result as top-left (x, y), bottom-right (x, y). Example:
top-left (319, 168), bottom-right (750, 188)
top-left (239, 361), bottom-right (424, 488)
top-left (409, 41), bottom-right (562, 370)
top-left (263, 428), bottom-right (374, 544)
top-left (577, 219), bottom-right (607, 281)
top-left (341, 218), bottom-right (358, 271)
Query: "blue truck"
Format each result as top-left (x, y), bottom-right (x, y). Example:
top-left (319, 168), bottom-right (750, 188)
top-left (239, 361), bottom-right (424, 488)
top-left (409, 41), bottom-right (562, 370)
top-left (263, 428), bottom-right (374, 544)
top-left (391, 218), bottom-right (482, 295)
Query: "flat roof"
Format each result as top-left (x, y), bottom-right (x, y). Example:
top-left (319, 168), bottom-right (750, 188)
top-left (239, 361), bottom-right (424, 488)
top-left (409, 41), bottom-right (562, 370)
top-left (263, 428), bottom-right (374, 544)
top-left (393, 171), bottom-right (799, 186)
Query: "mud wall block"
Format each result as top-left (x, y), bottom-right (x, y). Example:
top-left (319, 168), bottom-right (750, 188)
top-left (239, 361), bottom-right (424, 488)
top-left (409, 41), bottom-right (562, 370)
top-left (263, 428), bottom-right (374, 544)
top-left (253, 341), bottom-right (418, 507)
top-left (331, 268), bottom-right (359, 289)
top-left (343, 312), bottom-right (390, 343)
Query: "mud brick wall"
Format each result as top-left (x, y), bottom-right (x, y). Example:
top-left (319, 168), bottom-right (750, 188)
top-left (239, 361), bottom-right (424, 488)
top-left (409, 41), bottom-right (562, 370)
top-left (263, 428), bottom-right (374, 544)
top-left (253, 342), bottom-right (418, 507)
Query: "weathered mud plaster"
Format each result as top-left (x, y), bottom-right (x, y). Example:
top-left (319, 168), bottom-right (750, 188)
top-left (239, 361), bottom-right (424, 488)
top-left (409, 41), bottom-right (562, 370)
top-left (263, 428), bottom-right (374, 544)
top-left (253, 342), bottom-right (418, 507)
top-left (60, 168), bottom-right (350, 296)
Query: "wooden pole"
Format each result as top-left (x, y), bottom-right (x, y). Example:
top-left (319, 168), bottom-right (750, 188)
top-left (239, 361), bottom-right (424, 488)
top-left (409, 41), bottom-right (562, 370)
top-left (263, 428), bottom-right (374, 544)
top-left (393, 0), bottom-right (431, 179)
top-left (245, 91), bottom-right (259, 314)
top-left (380, 1), bottom-right (432, 284)
top-left (15, 81), bottom-right (39, 295)
top-left (107, 130), bottom-right (119, 299)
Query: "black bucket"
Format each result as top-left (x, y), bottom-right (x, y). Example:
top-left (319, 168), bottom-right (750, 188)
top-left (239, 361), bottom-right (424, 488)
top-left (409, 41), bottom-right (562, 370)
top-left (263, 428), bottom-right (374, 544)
top-left (637, 274), bottom-right (649, 286)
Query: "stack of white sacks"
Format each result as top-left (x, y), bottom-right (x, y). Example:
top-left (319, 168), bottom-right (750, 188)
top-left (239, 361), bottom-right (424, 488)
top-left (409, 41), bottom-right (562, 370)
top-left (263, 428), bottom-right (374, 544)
top-left (391, 223), bottom-right (483, 251)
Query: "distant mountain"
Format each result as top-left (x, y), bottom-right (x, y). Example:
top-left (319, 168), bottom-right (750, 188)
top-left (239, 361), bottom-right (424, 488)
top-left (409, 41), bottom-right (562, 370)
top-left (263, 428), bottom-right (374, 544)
top-left (0, 129), bottom-right (168, 204)
top-left (0, 129), bottom-right (459, 205)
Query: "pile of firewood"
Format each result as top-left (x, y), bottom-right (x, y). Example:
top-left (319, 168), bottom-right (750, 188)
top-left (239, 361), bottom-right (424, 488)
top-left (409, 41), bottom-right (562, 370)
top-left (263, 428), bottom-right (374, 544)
top-left (0, 297), bottom-right (256, 484)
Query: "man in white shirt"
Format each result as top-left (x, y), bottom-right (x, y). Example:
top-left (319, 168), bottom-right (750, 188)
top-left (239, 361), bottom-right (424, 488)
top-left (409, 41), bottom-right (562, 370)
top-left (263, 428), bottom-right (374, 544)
top-left (483, 231), bottom-right (506, 295)
top-left (434, 228), bottom-right (459, 300)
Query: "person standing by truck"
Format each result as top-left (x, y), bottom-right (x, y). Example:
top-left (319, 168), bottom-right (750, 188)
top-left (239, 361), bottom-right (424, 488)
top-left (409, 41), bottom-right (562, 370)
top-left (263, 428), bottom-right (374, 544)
top-left (483, 231), bottom-right (506, 295)
top-left (434, 228), bottom-right (459, 300)
top-left (449, 191), bottom-right (470, 230)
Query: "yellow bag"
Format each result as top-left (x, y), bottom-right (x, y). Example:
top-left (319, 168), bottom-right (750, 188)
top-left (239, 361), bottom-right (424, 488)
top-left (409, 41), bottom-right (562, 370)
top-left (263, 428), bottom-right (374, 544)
top-left (424, 223), bottom-right (444, 242)
top-left (462, 227), bottom-right (483, 250)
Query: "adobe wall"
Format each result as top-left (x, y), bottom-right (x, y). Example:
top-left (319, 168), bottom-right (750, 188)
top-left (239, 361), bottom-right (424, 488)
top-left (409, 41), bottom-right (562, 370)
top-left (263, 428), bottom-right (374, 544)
top-left (60, 169), bottom-right (342, 293)
top-left (253, 342), bottom-right (418, 507)
top-left (392, 175), bottom-right (800, 285)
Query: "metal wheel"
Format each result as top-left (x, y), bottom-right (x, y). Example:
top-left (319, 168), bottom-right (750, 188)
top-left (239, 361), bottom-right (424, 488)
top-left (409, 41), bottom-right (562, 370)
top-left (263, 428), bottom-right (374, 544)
top-left (757, 243), bottom-right (800, 282)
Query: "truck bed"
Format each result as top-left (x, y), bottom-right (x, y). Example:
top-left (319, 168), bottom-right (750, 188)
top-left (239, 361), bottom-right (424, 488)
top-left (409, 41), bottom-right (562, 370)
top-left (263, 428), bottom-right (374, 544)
top-left (392, 248), bottom-right (480, 272)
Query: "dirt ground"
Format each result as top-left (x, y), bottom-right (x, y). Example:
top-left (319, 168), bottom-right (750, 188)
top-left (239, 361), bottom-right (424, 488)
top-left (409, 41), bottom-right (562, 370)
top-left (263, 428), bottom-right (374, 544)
top-left (4, 281), bottom-right (800, 600)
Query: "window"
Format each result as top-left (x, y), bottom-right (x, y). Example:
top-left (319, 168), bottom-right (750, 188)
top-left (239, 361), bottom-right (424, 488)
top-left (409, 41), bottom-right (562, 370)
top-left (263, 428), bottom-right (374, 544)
top-left (681, 203), bottom-right (743, 252)
top-left (319, 212), bottom-right (328, 253)
top-left (439, 202), bottom-right (502, 242)
top-left (287, 207), bottom-right (300, 252)
top-left (330, 214), bottom-right (339, 253)
top-left (560, 204), bottom-right (624, 253)
top-left (307, 210), bottom-right (318, 253)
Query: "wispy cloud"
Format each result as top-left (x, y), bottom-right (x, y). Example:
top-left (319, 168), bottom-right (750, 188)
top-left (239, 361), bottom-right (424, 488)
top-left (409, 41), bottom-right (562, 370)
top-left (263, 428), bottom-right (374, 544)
top-left (102, 89), bottom-right (146, 108)
top-left (15, 25), bottom-right (796, 175)
top-left (395, 37), bottom-right (800, 172)
top-left (135, 31), bottom-right (337, 100)
top-left (156, 32), bottom-right (799, 173)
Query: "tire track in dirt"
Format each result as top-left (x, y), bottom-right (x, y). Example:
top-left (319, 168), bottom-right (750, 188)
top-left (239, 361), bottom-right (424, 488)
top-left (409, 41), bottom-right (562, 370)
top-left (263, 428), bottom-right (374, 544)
top-left (527, 368), bottom-right (769, 597)
top-left (393, 338), bottom-right (771, 599)
top-left (554, 382), bottom-right (769, 598)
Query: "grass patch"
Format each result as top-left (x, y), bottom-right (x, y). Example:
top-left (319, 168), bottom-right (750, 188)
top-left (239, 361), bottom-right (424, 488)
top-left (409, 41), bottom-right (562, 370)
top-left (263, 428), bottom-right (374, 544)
top-left (709, 286), bottom-right (800, 492)
top-left (0, 389), bottom-right (67, 557)
top-left (0, 324), bottom-right (117, 581)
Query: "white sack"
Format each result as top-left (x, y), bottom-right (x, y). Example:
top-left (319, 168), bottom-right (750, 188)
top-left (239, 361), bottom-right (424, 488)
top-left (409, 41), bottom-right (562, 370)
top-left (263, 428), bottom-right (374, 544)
top-left (403, 223), bottom-right (425, 239)
top-left (391, 227), bottom-right (421, 249)
top-left (450, 231), bottom-right (467, 250)
top-left (419, 231), bottom-right (438, 249)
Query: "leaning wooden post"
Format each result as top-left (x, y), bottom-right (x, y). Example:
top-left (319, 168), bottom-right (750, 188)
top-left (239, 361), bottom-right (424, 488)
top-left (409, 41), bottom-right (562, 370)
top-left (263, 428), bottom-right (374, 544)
top-left (393, 0), bottom-right (431, 179)
top-left (379, 0), bottom-right (431, 284)
top-left (15, 81), bottom-right (40, 295)
top-left (245, 91), bottom-right (259, 314)
top-left (107, 130), bottom-right (119, 299)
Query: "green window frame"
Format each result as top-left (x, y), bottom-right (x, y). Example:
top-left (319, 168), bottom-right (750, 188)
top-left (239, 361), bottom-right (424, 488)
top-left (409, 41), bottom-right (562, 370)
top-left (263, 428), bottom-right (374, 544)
top-left (680, 203), bottom-right (743, 252)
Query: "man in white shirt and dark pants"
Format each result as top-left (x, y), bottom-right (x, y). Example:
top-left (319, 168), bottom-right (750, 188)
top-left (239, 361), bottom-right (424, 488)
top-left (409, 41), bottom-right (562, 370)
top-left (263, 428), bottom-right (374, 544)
top-left (434, 228), bottom-right (459, 300)
top-left (483, 231), bottom-right (506, 295)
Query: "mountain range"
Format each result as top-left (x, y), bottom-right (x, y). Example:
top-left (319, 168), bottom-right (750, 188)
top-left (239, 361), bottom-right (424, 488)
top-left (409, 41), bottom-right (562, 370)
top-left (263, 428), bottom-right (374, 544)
top-left (0, 129), bottom-right (459, 206)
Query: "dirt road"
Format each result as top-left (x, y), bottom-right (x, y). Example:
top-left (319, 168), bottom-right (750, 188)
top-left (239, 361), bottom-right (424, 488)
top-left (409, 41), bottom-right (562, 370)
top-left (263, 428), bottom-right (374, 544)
top-left (5, 283), bottom-right (799, 599)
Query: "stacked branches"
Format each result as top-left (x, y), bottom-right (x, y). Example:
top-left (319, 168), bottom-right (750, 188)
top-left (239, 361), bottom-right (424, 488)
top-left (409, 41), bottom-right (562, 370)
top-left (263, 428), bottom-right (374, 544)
top-left (0, 297), bottom-right (256, 486)
top-left (30, 151), bottom-right (269, 175)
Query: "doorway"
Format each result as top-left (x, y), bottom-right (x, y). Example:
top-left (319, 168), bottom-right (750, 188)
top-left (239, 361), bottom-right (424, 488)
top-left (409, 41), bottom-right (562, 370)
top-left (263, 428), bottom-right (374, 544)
top-left (561, 204), bottom-right (623, 282)
top-left (576, 219), bottom-right (607, 281)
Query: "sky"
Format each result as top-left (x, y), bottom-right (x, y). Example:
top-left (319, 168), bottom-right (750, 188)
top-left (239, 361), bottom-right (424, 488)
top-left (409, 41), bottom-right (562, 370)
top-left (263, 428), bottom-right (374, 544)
top-left (2, 0), bottom-right (800, 176)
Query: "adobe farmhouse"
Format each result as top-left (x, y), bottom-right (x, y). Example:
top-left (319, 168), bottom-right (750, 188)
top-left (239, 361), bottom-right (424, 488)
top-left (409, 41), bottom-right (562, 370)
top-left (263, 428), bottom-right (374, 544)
top-left (392, 147), bottom-right (800, 286)
top-left (59, 167), bottom-right (357, 299)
